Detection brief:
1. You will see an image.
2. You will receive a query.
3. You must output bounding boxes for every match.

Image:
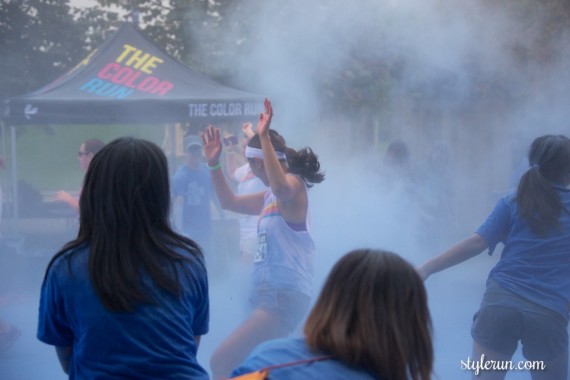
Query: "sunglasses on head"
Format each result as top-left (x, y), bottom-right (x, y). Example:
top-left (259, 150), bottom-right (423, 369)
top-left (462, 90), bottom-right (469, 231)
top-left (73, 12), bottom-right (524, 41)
top-left (223, 135), bottom-right (238, 146)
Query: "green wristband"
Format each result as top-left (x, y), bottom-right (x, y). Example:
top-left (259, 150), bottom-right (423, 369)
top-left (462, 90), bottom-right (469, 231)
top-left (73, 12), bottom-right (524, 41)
top-left (208, 162), bottom-right (221, 171)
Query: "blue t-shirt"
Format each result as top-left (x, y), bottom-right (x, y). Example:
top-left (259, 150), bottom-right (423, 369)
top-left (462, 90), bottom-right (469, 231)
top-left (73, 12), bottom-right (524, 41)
top-left (37, 245), bottom-right (210, 379)
top-left (230, 338), bottom-right (377, 380)
top-left (476, 187), bottom-right (570, 320)
top-left (172, 164), bottom-right (213, 240)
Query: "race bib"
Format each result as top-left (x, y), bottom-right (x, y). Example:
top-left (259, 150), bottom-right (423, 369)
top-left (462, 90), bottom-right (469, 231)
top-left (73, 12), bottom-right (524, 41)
top-left (254, 233), bottom-right (267, 263)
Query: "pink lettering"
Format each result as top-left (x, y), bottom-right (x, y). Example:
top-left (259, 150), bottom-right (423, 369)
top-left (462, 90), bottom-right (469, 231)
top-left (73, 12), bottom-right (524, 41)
top-left (97, 62), bottom-right (173, 95)
top-left (150, 81), bottom-right (174, 96)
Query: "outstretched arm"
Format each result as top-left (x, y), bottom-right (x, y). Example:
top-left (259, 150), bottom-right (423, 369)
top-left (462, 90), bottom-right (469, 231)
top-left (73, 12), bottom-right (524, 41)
top-left (417, 233), bottom-right (488, 281)
top-left (202, 126), bottom-right (264, 215)
top-left (54, 191), bottom-right (79, 211)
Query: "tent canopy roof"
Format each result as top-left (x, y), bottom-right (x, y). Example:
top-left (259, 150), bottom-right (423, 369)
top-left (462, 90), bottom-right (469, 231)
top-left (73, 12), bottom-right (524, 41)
top-left (4, 23), bottom-right (264, 125)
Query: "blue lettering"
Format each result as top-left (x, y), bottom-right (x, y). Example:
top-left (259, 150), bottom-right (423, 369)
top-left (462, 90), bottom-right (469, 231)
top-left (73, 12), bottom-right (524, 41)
top-left (80, 78), bottom-right (133, 99)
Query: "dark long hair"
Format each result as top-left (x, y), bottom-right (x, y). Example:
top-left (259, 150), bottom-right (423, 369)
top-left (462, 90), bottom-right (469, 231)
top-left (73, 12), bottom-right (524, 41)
top-left (248, 130), bottom-right (325, 187)
top-left (44, 137), bottom-right (203, 312)
top-left (517, 135), bottom-right (570, 236)
top-left (305, 249), bottom-right (433, 380)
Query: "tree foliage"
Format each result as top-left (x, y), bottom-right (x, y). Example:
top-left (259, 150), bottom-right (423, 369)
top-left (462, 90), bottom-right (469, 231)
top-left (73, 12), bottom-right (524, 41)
top-left (2, 0), bottom-right (570, 118)
top-left (0, 0), bottom-right (118, 101)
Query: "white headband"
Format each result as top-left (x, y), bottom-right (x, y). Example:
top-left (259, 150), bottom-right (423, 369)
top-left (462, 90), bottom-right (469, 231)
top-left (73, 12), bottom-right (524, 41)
top-left (245, 146), bottom-right (287, 160)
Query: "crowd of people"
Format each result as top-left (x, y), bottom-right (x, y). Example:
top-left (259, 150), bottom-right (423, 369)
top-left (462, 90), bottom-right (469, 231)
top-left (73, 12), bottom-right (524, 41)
top-left (0, 98), bottom-right (567, 380)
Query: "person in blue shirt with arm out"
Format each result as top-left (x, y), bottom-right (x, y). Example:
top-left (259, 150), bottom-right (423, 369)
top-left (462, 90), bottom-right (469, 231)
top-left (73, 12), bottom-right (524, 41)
top-left (418, 134), bottom-right (570, 380)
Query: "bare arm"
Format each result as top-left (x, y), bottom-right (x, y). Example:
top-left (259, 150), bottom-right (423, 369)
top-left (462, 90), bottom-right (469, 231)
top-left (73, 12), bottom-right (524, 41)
top-left (54, 191), bottom-right (79, 211)
top-left (202, 126), bottom-right (264, 215)
top-left (56, 346), bottom-right (72, 374)
top-left (417, 233), bottom-right (489, 280)
top-left (257, 99), bottom-right (303, 202)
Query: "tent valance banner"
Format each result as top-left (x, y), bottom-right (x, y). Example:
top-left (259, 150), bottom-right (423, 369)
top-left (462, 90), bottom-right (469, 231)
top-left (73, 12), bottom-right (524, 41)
top-left (4, 23), bottom-right (264, 125)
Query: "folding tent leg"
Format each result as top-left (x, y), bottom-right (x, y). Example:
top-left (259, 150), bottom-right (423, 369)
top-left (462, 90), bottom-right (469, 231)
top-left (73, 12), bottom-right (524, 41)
top-left (1, 125), bottom-right (25, 254)
top-left (10, 125), bottom-right (18, 225)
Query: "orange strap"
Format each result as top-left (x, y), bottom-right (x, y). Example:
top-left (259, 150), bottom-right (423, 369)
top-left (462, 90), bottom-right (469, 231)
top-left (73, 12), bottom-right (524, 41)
top-left (229, 369), bottom-right (269, 380)
top-left (229, 355), bottom-right (332, 380)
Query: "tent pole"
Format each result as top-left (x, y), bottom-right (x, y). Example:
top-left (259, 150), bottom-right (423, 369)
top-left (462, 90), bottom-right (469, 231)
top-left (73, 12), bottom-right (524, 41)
top-left (0, 122), bottom-right (5, 230)
top-left (0, 122), bottom-right (6, 187)
top-left (10, 124), bottom-right (19, 225)
top-left (169, 123), bottom-right (177, 175)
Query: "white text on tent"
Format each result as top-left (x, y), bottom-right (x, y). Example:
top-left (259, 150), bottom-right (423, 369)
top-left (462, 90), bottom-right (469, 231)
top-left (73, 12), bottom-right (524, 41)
top-left (188, 102), bottom-right (262, 117)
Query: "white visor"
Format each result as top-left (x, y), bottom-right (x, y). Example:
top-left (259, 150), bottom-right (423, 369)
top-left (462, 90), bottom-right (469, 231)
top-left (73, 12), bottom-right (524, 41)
top-left (245, 146), bottom-right (286, 160)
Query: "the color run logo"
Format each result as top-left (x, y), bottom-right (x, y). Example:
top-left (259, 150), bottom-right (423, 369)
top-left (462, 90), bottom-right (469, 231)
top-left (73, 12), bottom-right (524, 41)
top-left (80, 44), bottom-right (174, 99)
top-left (188, 102), bottom-right (264, 117)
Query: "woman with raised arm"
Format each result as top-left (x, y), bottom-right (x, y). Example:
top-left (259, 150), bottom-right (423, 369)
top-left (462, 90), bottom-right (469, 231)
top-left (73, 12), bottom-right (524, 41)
top-left (418, 135), bottom-right (570, 380)
top-left (37, 137), bottom-right (210, 379)
top-left (203, 99), bottom-right (325, 379)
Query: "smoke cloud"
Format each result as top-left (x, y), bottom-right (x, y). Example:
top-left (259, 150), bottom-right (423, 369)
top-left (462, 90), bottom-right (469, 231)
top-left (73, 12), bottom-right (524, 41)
top-left (2, 1), bottom-right (569, 379)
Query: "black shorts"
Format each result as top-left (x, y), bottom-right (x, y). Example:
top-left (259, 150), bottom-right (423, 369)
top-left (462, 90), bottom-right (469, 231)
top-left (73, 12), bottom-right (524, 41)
top-left (471, 284), bottom-right (568, 361)
top-left (250, 286), bottom-right (311, 332)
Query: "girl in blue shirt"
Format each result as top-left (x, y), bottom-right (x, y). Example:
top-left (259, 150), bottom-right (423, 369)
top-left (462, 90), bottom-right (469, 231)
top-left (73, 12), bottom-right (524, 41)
top-left (38, 138), bottom-right (210, 379)
top-left (418, 135), bottom-right (570, 380)
top-left (231, 249), bottom-right (433, 380)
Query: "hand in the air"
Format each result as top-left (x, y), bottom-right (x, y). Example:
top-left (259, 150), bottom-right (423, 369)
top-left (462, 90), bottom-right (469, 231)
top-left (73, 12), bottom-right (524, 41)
top-left (256, 98), bottom-right (273, 137)
top-left (201, 125), bottom-right (222, 165)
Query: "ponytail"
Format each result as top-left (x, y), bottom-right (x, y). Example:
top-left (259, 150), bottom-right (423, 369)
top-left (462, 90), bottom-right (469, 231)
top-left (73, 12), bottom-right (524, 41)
top-left (286, 147), bottom-right (325, 188)
top-left (516, 135), bottom-right (570, 236)
top-left (248, 130), bottom-right (325, 188)
top-left (517, 166), bottom-right (563, 236)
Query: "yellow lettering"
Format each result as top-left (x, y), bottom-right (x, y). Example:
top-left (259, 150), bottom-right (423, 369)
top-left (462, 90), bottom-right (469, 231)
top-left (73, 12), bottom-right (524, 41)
top-left (141, 56), bottom-right (163, 74)
top-left (116, 44), bottom-right (138, 64)
top-left (126, 50), bottom-right (151, 69)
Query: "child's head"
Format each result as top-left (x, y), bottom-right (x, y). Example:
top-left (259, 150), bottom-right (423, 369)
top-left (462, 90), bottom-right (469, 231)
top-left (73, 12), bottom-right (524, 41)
top-left (78, 138), bottom-right (105, 172)
top-left (247, 130), bottom-right (287, 154)
top-left (384, 139), bottom-right (410, 168)
top-left (246, 130), bottom-right (324, 187)
top-left (304, 249), bottom-right (432, 380)
top-left (80, 137), bottom-right (171, 233)
top-left (527, 135), bottom-right (570, 186)
top-left (518, 134), bottom-right (570, 236)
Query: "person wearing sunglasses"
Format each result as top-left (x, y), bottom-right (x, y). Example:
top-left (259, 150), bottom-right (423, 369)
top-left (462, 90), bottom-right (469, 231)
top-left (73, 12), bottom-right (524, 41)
top-left (55, 139), bottom-right (105, 211)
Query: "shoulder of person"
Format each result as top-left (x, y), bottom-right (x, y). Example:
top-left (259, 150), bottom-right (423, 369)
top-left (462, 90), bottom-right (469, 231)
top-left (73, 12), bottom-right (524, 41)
top-left (48, 245), bottom-right (89, 277)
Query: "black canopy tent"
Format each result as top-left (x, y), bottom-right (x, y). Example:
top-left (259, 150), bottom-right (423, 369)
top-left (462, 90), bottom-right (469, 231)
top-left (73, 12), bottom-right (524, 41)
top-left (5, 23), bottom-right (264, 124)
top-left (2, 23), bottom-right (264, 224)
